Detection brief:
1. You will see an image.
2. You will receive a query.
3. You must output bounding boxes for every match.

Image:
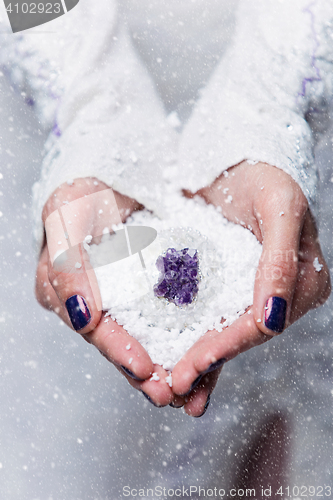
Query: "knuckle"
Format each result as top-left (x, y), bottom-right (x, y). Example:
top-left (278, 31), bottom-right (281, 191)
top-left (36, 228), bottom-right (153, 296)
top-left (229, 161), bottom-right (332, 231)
top-left (289, 186), bottom-right (308, 215)
top-left (262, 178), bottom-right (308, 217)
top-left (48, 265), bottom-right (78, 294)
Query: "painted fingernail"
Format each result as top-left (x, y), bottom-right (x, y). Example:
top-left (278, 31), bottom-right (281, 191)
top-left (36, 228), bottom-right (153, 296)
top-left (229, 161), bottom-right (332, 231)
top-left (169, 401), bottom-right (183, 409)
top-left (65, 295), bottom-right (91, 331)
top-left (205, 358), bottom-right (226, 374)
top-left (191, 374), bottom-right (203, 391)
top-left (121, 366), bottom-right (145, 381)
top-left (264, 296), bottom-right (287, 333)
top-left (182, 374), bottom-right (203, 396)
top-left (194, 394), bottom-right (211, 418)
top-left (141, 391), bottom-right (160, 408)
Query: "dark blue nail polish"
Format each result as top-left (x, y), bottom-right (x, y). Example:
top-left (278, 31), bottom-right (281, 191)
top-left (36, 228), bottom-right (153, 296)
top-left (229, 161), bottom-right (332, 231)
top-left (205, 394), bottom-right (211, 409)
top-left (205, 358), bottom-right (226, 374)
top-left (264, 296), bottom-right (287, 333)
top-left (121, 366), bottom-right (145, 381)
top-left (182, 374), bottom-right (203, 396)
top-left (141, 391), bottom-right (160, 408)
top-left (65, 295), bottom-right (91, 331)
top-left (191, 374), bottom-right (203, 391)
top-left (194, 394), bottom-right (211, 418)
top-left (169, 401), bottom-right (183, 409)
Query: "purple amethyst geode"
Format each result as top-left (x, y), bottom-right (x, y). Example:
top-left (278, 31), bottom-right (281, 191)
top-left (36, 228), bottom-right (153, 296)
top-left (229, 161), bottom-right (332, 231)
top-left (154, 248), bottom-right (200, 306)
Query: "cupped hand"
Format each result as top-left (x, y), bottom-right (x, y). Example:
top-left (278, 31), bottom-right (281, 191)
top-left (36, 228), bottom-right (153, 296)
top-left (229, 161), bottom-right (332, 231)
top-left (35, 178), bottom-right (175, 407)
top-left (172, 161), bottom-right (331, 416)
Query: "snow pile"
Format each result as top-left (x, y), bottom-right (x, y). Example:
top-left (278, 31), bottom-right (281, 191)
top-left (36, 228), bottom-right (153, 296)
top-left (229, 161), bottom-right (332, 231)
top-left (88, 195), bottom-right (262, 370)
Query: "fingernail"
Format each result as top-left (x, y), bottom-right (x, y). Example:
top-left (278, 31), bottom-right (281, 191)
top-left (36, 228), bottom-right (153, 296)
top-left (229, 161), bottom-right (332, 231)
top-left (205, 358), bottom-right (226, 374)
top-left (182, 374), bottom-right (203, 396)
top-left (141, 391), bottom-right (160, 408)
top-left (169, 401), bottom-right (183, 409)
top-left (121, 365), bottom-right (145, 381)
top-left (194, 394), bottom-right (211, 418)
top-left (264, 296), bottom-right (287, 333)
top-left (191, 374), bottom-right (203, 391)
top-left (65, 295), bottom-right (91, 331)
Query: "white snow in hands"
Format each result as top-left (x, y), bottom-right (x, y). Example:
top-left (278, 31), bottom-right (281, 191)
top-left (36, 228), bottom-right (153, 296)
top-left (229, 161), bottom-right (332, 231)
top-left (313, 257), bottom-right (323, 272)
top-left (88, 194), bottom-right (262, 370)
top-left (165, 373), bottom-right (173, 387)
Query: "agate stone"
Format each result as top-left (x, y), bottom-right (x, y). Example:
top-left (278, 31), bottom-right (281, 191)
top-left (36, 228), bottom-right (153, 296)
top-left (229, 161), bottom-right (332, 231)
top-left (154, 248), bottom-right (199, 305)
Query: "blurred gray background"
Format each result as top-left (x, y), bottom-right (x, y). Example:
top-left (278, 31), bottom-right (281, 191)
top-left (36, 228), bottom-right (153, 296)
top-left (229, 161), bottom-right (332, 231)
top-left (0, 74), bottom-right (332, 499)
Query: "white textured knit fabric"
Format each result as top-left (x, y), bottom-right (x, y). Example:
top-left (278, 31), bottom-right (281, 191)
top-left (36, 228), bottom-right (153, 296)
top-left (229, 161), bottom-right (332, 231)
top-left (0, 0), bottom-right (333, 489)
top-left (177, 0), bottom-right (333, 204)
top-left (1, 0), bottom-right (333, 251)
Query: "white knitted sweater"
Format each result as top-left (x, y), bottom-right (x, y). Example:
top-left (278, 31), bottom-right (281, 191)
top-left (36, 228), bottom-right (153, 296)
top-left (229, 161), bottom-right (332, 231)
top-left (0, 0), bottom-right (333, 489)
top-left (0, 0), bottom-right (333, 250)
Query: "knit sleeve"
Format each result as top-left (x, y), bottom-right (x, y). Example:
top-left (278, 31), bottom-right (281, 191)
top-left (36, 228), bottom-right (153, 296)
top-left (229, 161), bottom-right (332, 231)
top-left (0, 0), bottom-right (176, 252)
top-left (177, 0), bottom-right (333, 212)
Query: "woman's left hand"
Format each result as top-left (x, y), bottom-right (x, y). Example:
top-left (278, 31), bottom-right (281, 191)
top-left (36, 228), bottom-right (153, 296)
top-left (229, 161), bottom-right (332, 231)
top-left (35, 178), bottom-right (176, 408)
top-left (170, 161), bottom-right (331, 417)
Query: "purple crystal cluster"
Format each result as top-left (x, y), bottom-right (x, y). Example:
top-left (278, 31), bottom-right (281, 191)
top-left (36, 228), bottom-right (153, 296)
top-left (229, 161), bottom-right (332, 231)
top-left (154, 248), bottom-right (200, 306)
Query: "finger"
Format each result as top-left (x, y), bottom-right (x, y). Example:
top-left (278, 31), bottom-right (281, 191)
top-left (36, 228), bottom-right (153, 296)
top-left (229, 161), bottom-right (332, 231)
top-left (124, 364), bottom-right (174, 407)
top-left (169, 394), bottom-right (186, 409)
top-left (172, 309), bottom-right (269, 395)
top-left (47, 240), bottom-right (102, 334)
top-left (170, 330), bottom-right (217, 396)
top-left (35, 245), bottom-right (72, 325)
top-left (36, 243), bottom-right (154, 382)
top-left (252, 186), bottom-right (308, 335)
top-left (289, 211), bottom-right (331, 323)
top-left (82, 318), bottom-right (154, 382)
top-left (43, 181), bottom-right (143, 334)
top-left (290, 261), bottom-right (330, 324)
top-left (43, 184), bottom-right (123, 333)
top-left (183, 368), bottom-right (221, 418)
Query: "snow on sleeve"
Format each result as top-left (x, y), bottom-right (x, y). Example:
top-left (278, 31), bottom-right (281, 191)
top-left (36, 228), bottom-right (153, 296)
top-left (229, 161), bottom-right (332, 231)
top-left (177, 0), bottom-right (333, 213)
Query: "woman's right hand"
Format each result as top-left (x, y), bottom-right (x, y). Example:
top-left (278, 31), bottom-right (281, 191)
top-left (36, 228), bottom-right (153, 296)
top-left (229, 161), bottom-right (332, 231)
top-left (171, 161), bottom-right (331, 417)
top-left (35, 178), bottom-right (177, 407)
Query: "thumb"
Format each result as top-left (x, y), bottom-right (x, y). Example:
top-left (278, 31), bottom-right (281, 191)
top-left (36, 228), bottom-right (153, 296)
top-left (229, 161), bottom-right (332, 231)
top-left (252, 198), bottom-right (307, 335)
top-left (47, 238), bottom-right (102, 333)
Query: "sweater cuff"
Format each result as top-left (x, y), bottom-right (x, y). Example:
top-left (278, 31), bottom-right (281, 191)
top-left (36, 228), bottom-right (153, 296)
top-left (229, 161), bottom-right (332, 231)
top-left (177, 88), bottom-right (317, 213)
